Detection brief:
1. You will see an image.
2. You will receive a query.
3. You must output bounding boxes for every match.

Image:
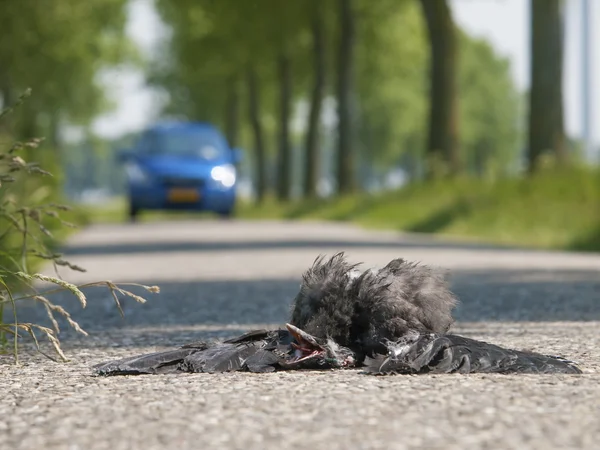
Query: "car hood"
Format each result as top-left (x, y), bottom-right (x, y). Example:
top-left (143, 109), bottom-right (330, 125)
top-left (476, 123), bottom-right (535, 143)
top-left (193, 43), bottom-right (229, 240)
top-left (137, 155), bottom-right (228, 178)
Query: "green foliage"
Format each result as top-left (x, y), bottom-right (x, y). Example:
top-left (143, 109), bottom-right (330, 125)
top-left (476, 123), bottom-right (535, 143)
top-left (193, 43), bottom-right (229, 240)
top-left (151, 0), bottom-right (312, 133)
top-left (355, 1), bottom-right (521, 179)
top-left (149, 0), bottom-right (522, 190)
top-left (355, 0), bottom-right (428, 169)
top-left (0, 0), bottom-right (139, 140)
top-left (457, 32), bottom-right (523, 178)
top-left (0, 0), bottom-right (141, 221)
top-left (87, 164), bottom-right (600, 253)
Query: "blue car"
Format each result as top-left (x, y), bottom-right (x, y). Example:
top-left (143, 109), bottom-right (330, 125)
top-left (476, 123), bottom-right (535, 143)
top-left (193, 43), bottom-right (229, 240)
top-left (119, 121), bottom-right (241, 221)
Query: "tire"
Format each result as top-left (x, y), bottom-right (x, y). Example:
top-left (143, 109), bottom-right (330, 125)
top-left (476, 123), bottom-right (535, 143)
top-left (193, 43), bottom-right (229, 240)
top-left (129, 203), bottom-right (140, 222)
top-left (217, 209), bottom-right (234, 220)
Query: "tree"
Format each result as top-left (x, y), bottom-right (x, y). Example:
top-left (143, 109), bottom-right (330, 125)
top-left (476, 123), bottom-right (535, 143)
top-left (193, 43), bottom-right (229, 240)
top-left (0, 0), bottom-right (136, 191)
top-left (247, 65), bottom-right (267, 203)
top-left (225, 74), bottom-right (240, 149)
top-left (419, 0), bottom-right (460, 177)
top-left (150, 0), bottom-right (521, 201)
top-left (154, 0), bottom-right (307, 202)
top-left (354, 1), bottom-right (519, 182)
top-left (336, 0), bottom-right (357, 194)
top-left (527, 0), bottom-right (566, 172)
top-left (270, 4), bottom-right (301, 202)
top-left (458, 33), bottom-right (521, 178)
top-left (303, 0), bottom-right (327, 198)
top-left (276, 52), bottom-right (292, 200)
top-left (0, 0), bottom-right (136, 137)
top-left (354, 0), bottom-right (427, 178)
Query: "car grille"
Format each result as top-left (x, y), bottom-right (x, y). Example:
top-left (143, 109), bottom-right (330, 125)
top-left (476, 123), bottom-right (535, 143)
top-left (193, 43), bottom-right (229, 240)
top-left (160, 176), bottom-right (205, 188)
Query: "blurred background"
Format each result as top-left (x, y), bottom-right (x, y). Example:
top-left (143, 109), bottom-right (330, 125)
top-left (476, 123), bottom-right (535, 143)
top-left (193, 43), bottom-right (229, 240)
top-left (1, 0), bottom-right (599, 252)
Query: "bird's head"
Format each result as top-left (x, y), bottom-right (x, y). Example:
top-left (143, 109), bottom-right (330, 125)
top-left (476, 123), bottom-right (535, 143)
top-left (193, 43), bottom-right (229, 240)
top-left (282, 323), bottom-right (356, 370)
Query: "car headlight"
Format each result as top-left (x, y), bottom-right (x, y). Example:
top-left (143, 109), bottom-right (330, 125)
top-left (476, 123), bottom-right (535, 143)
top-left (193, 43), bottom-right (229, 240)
top-left (124, 162), bottom-right (150, 184)
top-left (210, 164), bottom-right (236, 188)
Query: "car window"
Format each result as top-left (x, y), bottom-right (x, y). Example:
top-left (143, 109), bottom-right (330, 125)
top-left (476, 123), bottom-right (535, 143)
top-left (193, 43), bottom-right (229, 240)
top-left (138, 129), bottom-right (227, 160)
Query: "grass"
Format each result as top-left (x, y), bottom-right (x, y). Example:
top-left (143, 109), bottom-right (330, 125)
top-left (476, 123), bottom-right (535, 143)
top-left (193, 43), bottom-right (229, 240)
top-left (0, 180), bottom-right (159, 363)
top-left (236, 167), bottom-right (600, 252)
top-left (83, 166), bottom-right (600, 253)
top-left (0, 92), bottom-right (159, 363)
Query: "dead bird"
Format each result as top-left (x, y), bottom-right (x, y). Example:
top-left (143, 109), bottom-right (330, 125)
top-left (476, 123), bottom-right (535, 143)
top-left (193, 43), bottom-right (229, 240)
top-left (289, 253), bottom-right (581, 375)
top-left (94, 252), bottom-right (581, 376)
top-left (93, 323), bottom-right (356, 376)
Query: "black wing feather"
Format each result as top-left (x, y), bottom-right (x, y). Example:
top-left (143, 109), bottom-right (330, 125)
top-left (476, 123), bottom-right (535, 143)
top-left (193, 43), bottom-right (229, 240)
top-left (94, 330), bottom-right (288, 376)
top-left (93, 348), bottom-right (200, 376)
top-left (181, 342), bottom-right (263, 373)
top-left (349, 259), bottom-right (458, 356)
top-left (365, 333), bottom-right (582, 375)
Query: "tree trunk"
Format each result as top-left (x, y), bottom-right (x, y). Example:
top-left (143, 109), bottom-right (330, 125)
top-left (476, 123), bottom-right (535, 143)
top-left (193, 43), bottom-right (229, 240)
top-left (225, 74), bottom-right (240, 150)
top-left (48, 112), bottom-right (61, 150)
top-left (336, 0), bottom-right (357, 195)
top-left (246, 65), bottom-right (267, 203)
top-left (0, 83), bottom-right (14, 135)
top-left (276, 51), bottom-right (292, 201)
top-left (419, 0), bottom-right (460, 177)
top-left (47, 112), bottom-right (63, 172)
top-left (17, 98), bottom-right (41, 163)
top-left (527, 0), bottom-right (566, 173)
top-left (303, 0), bottom-right (326, 198)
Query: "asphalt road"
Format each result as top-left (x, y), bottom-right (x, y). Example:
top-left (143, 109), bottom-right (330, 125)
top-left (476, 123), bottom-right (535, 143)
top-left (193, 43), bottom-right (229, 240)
top-left (2, 219), bottom-right (600, 450)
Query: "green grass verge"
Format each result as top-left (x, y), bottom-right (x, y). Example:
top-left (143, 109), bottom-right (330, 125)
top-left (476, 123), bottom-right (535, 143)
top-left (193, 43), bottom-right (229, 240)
top-left (82, 167), bottom-right (600, 252)
top-left (237, 167), bottom-right (600, 252)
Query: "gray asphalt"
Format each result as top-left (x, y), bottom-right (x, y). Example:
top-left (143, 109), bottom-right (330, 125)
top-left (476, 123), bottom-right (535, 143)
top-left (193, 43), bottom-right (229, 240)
top-left (2, 219), bottom-right (600, 450)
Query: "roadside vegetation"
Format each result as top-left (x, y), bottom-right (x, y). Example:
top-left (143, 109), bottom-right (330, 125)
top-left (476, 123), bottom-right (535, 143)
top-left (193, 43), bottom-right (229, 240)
top-left (0, 0), bottom-right (163, 362)
top-left (237, 165), bottom-right (600, 252)
top-left (0, 94), bottom-right (158, 363)
top-left (86, 164), bottom-right (600, 253)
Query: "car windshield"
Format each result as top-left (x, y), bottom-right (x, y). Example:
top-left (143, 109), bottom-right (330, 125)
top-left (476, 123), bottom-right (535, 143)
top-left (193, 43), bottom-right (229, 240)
top-left (140, 129), bottom-right (226, 160)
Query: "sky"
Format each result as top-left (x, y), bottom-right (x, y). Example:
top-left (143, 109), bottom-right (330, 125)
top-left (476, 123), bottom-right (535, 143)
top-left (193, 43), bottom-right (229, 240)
top-left (91, 0), bottom-right (599, 159)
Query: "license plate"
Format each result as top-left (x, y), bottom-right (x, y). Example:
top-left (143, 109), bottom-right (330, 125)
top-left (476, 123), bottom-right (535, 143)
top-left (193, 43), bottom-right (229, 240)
top-left (167, 188), bottom-right (200, 203)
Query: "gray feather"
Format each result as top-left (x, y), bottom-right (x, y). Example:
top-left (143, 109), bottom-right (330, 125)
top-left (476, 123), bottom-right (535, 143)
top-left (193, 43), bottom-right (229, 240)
top-left (365, 333), bottom-right (582, 375)
top-left (289, 252), bottom-right (359, 345)
top-left (289, 253), bottom-right (458, 357)
top-left (350, 258), bottom-right (458, 354)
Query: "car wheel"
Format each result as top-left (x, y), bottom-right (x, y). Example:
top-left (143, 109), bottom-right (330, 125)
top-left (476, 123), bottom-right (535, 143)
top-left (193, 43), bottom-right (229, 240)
top-left (129, 203), bottom-right (140, 222)
top-left (217, 209), bottom-right (234, 220)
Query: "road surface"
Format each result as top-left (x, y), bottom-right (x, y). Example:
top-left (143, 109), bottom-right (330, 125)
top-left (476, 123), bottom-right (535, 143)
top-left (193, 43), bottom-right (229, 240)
top-left (2, 219), bottom-right (600, 450)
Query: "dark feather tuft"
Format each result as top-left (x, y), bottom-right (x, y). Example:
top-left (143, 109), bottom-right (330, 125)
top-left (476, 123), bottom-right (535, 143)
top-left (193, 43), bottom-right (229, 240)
top-left (289, 252), bottom-right (360, 345)
top-left (349, 258), bottom-right (458, 355)
top-left (364, 333), bottom-right (583, 375)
